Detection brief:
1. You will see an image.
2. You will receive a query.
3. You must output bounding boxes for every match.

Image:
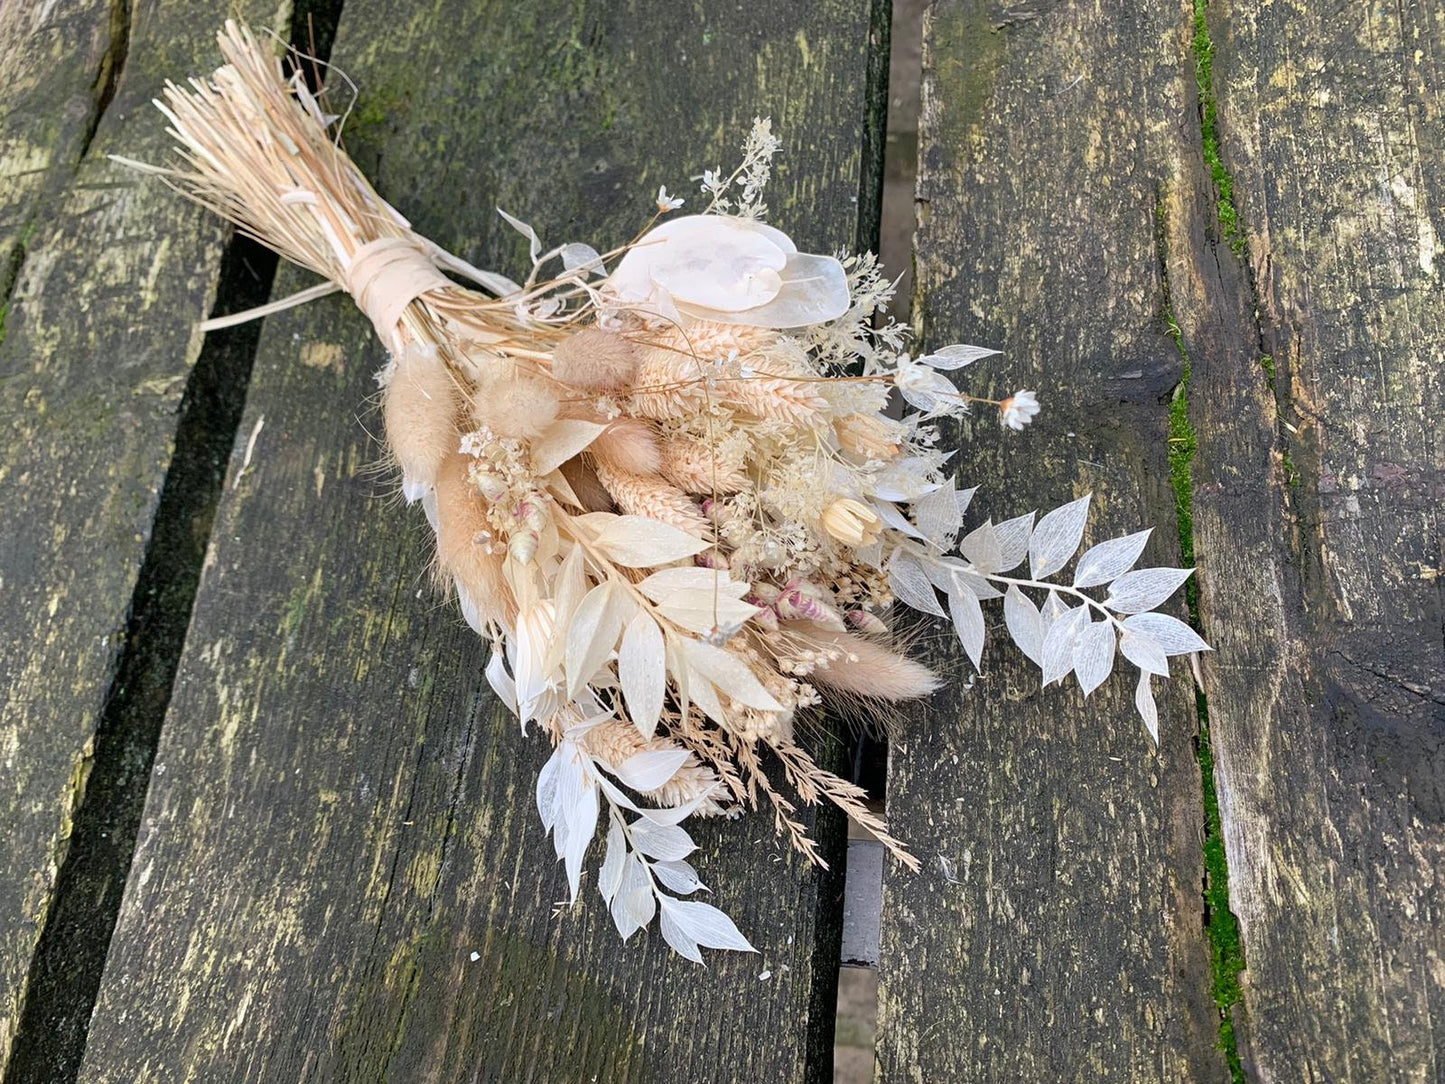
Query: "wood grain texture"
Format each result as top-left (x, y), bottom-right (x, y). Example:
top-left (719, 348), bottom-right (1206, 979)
top-left (0, 0), bottom-right (115, 276)
top-left (1179, 0), bottom-right (1445, 1077)
top-left (78, 3), bottom-right (885, 1081)
top-left (875, 2), bottom-right (1225, 1080)
top-left (0, 1), bottom-right (281, 1070)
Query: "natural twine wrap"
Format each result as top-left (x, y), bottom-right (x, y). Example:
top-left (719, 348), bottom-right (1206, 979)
top-left (344, 237), bottom-right (452, 350)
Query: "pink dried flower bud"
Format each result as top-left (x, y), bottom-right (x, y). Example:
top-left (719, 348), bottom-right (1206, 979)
top-left (776, 580), bottom-right (846, 631)
top-left (751, 606), bottom-right (779, 632)
top-left (508, 529), bottom-right (539, 564)
top-left (473, 471), bottom-right (508, 502)
top-left (695, 549), bottom-right (730, 570)
top-left (846, 609), bottom-right (890, 636)
top-left (821, 497), bottom-right (883, 547)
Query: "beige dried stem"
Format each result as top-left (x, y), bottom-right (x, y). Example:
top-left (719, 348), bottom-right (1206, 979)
top-left (112, 21), bottom-right (551, 362)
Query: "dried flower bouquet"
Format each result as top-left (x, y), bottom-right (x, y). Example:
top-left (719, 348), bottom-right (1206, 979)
top-left (121, 23), bottom-right (1208, 959)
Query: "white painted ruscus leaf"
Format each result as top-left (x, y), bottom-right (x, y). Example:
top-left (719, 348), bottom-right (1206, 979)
top-left (1120, 612), bottom-right (1210, 655)
top-left (1136, 672), bottom-right (1160, 745)
top-left (592, 515), bottom-right (711, 567)
top-left (658, 898), bottom-right (756, 953)
top-left (1104, 567), bottom-right (1195, 614)
top-left (1073, 528), bottom-right (1152, 589)
top-left (1072, 619), bottom-right (1116, 696)
top-left (618, 612), bottom-right (666, 737)
top-left (1028, 494), bottom-right (1091, 580)
top-left (1003, 585), bottom-right (1044, 666)
top-left (947, 582), bottom-right (985, 670)
top-left (614, 747), bottom-right (690, 793)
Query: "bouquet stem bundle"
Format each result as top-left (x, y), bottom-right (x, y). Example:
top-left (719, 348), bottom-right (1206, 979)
top-left (124, 23), bottom-right (1206, 957)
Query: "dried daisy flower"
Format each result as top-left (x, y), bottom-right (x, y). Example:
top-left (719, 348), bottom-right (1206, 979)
top-left (122, 22), bottom-right (1208, 961)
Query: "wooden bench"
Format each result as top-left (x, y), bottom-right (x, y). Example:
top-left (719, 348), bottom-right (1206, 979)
top-left (2, 1), bottom-right (1439, 1080)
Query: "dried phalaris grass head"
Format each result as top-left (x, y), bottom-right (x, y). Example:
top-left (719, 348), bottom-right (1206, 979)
top-left (383, 344), bottom-right (458, 502)
top-left (589, 417), bottom-right (661, 476)
top-left (132, 24), bottom-right (1205, 961)
top-left (468, 364), bottom-right (559, 441)
top-left (550, 328), bottom-right (639, 391)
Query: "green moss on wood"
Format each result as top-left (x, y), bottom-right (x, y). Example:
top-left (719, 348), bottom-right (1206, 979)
top-left (1192, 0), bottom-right (1246, 257)
top-left (1164, 293), bottom-right (1247, 1084)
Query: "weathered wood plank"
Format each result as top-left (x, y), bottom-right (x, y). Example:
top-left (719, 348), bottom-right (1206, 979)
top-left (0, 0), bottom-right (114, 276)
top-left (78, 4), bottom-right (886, 1081)
top-left (1178, 0), bottom-right (1445, 1076)
top-left (0, 1), bottom-right (282, 1072)
top-left (875, 2), bottom-right (1225, 1079)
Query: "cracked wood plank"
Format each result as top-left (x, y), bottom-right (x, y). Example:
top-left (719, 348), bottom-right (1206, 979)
top-left (1178, 0), bottom-right (1445, 1078)
top-left (0, 0), bottom-right (284, 1072)
top-left (77, 3), bottom-right (886, 1081)
top-left (0, 0), bottom-right (116, 281)
top-left (875, 1), bottom-right (1225, 1080)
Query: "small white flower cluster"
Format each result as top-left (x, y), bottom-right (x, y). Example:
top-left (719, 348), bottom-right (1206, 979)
top-left (700, 117), bottom-right (782, 219)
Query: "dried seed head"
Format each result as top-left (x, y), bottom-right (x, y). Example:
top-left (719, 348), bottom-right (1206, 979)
top-left (786, 621), bottom-right (942, 701)
top-left (551, 328), bottom-right (639, 392)
top-left (433, 452), bottom-right (510, 627)
top-left (846, 609), bottom-right (890, 636)
top-left (470, 370), bottom-right (558, 440)
top-left (658, 434), bottom-right (749, 495)
top-left (592, 460), bottom-right (711, 537)
top-left (590, 417), bottom-right (661, 475)
top-left (384, 346), bottom-right (458, 501)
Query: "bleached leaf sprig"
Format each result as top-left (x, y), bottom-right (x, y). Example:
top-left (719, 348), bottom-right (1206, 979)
top-left (134, 25), bottom-right (1209, 964)
top-left (882, 492), bottom-right (1210, 744)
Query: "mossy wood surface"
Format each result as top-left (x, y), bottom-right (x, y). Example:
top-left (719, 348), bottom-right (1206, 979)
top-left (877, 1), bottom-right (1227, 1080)
top-left (1181, 0), bottom-right (1445, 1079)
top-left (882, 0), bottom-right (1445, 1081)
top-left (0, 0), bottom-right (279, 1072)
top-left (0, 0), bottom-right (113, 278)
top-left (76, 3), bottom-right (886, 1082)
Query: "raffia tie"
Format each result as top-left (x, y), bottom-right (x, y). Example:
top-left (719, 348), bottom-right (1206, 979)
top-left (345, 236), bottom-right (452, 350)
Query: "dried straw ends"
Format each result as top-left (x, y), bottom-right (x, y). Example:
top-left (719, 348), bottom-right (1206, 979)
top-left (468, 366), bottom-right (558, 440)
top-left (433, 451), bottom-right (510, 630)
top-left (384, 345), bottom-right (458, 503)
top-left (550, 328), bottom-right (639, 391)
